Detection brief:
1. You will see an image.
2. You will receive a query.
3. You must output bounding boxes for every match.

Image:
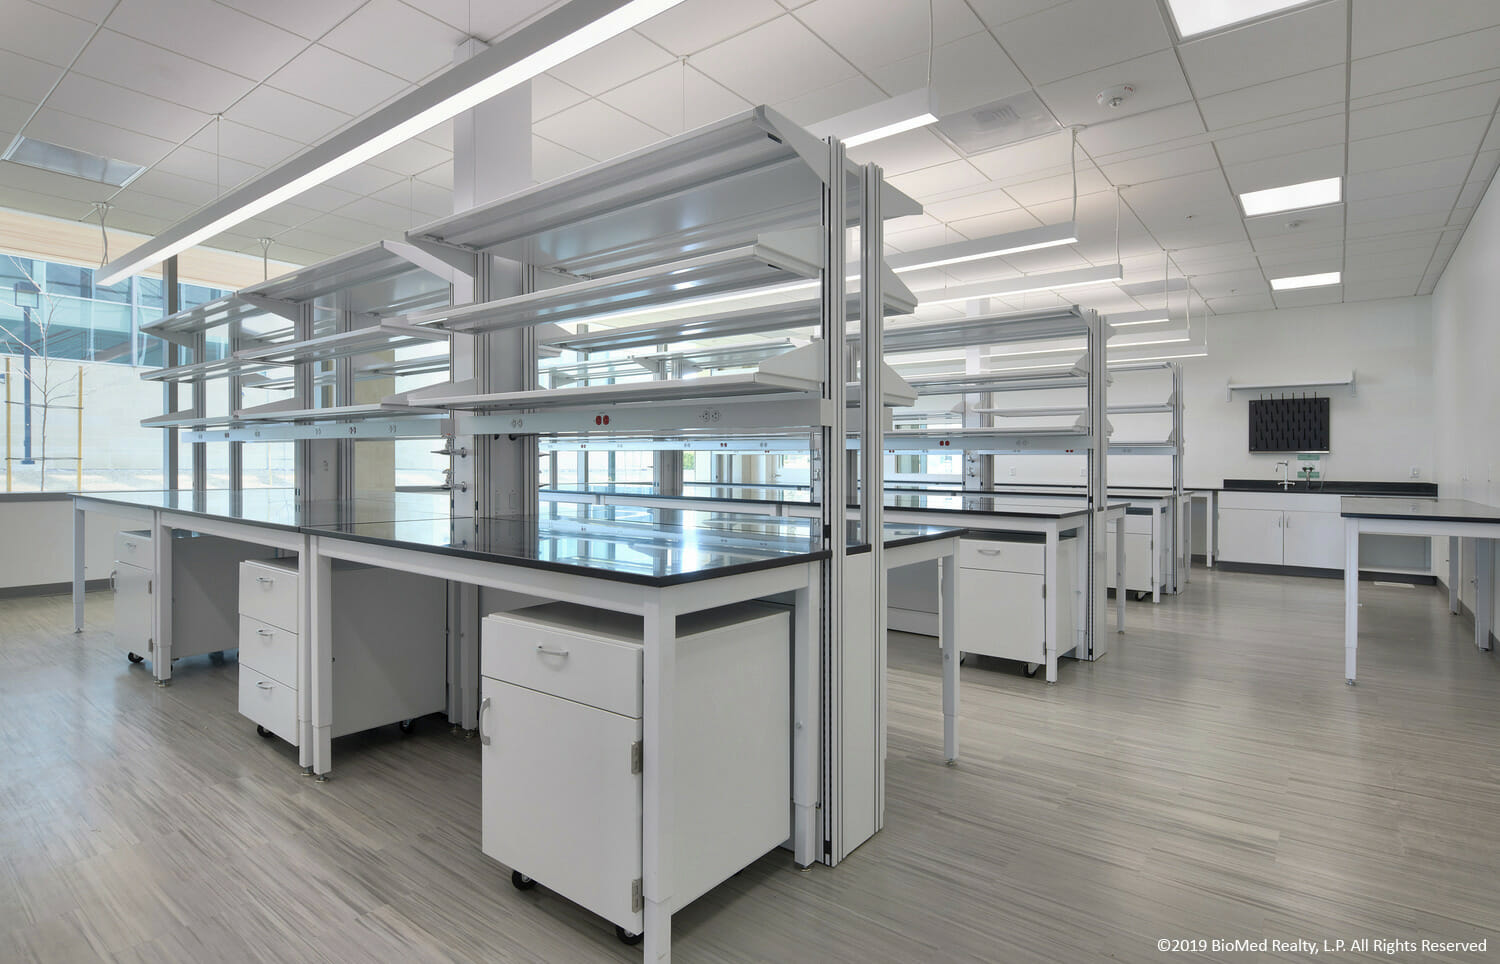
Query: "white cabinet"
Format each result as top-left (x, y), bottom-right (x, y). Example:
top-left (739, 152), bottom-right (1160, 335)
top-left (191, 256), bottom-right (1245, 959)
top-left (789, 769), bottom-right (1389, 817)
top-left (238, 559), bottom-right (447, 745)
top-left (1217, 507), bottom-right (1286, 566)
top-left (112, 530), bottom-right (269, 666)
top-left (1106, 511), bottom-right (1159, 597)
top-left (479, 601), bottom-right (789, 936)
top-left (955, 535), bottom-right (1078, 667)
top-left (1282, 510), bottom-right (1346, 569)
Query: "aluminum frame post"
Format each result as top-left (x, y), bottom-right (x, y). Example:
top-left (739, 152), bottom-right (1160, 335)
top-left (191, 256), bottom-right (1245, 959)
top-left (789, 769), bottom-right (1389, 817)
top-left (859, 162), bottom-right (886, 830)
top-left (820, 137), bottom-right (847, 865)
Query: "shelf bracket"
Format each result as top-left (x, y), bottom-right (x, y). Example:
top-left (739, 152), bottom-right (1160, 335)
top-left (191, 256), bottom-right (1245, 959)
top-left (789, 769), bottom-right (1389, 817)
top-left (383, 238), bottom-right (475, 283)
top-left (236, 292), bottom-right (302, 323)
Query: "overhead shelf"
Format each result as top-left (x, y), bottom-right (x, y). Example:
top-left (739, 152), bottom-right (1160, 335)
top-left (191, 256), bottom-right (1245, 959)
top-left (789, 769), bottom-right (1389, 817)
top-left (237, 240), bottom-right (451, 317)
top-left (395, 342), bottom-right (828, 412)
top-left (883, 421), bottom-right (1097, 454)
top-left (403, 233), bottom-right (825, 335)
top-left (234, 320), bottom-right (448, 365)
top-left (542, 274), bottom-right (916, 354)
top-left (974, 398), bottom-right (1173, 417)
top-left (140, 410), bottom-right (242, 430)
top-left (140, 295), bottom-right (280, 346)
top-left (880, 306), bottom-right (1093, 355)
top-left (632, 341), bottom-right (797, 376)
top-left (406, 105), bottom-right (919, 277)
top-left (233, 401), bottom-right (447, 421)
top-left (1226, 372), bottom-right (1354, 401)
top-left (905, 359), bottom-right (1099, 395)
top-left (140, 354), bottom-right (277, 383)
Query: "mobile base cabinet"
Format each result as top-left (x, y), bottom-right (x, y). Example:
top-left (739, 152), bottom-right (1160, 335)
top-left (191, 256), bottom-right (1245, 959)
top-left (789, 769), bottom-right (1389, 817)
top-left (238, 558), bottom-right (447, 746)
top-left (113, 529), bottom-right (271, 669)
top-left (479, 602), bottom-right (791, 945)
top-left (955, 534), bottom-right (1080, 678)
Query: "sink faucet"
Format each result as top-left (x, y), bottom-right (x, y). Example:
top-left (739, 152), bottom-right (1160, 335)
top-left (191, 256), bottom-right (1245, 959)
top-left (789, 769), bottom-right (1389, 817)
top-left (1275, 461), bottom-right (1293, 489)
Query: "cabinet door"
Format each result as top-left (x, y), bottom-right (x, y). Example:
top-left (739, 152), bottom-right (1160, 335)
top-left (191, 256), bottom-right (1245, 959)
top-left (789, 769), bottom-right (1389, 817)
top-left (479, 677), bottom-right (642, 932)
top-left (1283, 511), bottom-right (1346, 570)
top-left (113, 561), bottom-right (152, 656)
top-left (1216, 508), bottom-right (1284, 566)
top-left (956, 567), bottom-right (1045, 662)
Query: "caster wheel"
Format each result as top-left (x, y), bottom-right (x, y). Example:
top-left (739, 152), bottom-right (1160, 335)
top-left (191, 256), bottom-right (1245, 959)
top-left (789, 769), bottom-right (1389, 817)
top-left (511, 870), bottom-right (537, 891)
top-left (256, 725), bottom-right (274, 739)
top-left (615, 926), bottom-right (643, 946)
top-left (398, 719), bottom-right (414, 735)
top-left (1025, 663), bottom-right (1040, 678)
top-left (127, 652), bottom-right (144, 664)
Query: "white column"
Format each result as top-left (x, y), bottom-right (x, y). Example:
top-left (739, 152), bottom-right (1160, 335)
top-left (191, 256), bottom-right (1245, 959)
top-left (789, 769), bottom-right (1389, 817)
top-left (1344, 519), bottom-right (1359, 683)
top-left (1475, 538), bottom-right (1494, 651)
top-left (641, 594), bottom-right (675, 961)
top-left (72, 503), bottom-right (85, 632)
top-left (939, 550), bottom-right (959, 762)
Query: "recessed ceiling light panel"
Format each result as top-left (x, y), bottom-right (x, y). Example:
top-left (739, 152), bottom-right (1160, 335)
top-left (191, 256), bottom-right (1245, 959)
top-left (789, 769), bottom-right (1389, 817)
top-left (1239, 177), bottom-right (1341, 217)
top-left (1166, 0), bottom-right (1321, 38)
top-left (2, 135), bottom-right (145, 187)
top-left (1270, 271), bottom-right (1340, 291)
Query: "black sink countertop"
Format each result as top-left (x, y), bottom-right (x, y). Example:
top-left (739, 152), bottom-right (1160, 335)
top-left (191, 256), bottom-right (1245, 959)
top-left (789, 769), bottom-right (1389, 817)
top-left (1218, 479), bottom-right (1438, 497)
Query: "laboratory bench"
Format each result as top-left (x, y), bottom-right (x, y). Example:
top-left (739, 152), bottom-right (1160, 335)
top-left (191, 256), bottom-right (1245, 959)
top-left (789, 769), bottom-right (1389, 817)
top-left (69, 489), bottom-right (963, 955)
top-left (1341, 497), bottom-right (1500, 682)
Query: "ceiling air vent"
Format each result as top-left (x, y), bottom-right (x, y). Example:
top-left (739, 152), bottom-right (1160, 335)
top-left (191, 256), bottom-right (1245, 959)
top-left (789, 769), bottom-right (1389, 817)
top-left (935, 91), bottom-right (1062, 156)
top-left (1, 136), bottom-right (146, 187)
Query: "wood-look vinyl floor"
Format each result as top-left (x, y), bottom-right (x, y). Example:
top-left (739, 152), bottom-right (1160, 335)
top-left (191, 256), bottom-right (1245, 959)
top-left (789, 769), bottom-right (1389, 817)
top-left (1, 569), bottom-right (1497, 963)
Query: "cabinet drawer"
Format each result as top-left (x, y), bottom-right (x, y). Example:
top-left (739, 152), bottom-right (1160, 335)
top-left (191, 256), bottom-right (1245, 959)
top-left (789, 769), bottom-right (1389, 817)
top-left (238, 615), bottom-right (296, 688)
top-left (115, 530), bottom-right (151, 565)
top-left (239, 665), bottom-right (298, 744)
top-left (959, 538), bottom-right (1044, 575)
top-left (239, 559), bottom-right (298, 633)
top-left (483, 614), bottom-right (643, 718)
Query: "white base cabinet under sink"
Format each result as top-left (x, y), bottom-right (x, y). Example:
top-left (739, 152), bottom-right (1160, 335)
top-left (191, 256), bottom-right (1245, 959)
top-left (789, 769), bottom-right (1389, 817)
top-left (479, 601), bottom-right (790, 938)
top-left (1216, 491), bottom-right (1431, 573)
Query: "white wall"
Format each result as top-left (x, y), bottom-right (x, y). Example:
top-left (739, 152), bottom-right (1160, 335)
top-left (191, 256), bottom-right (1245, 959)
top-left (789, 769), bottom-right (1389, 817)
top-left (0, 498), bottom-right (127, 591)
top-left (1431, 165), bottom-right (1500, 637)
top-left (1178, 297), bottom-right (1434, 489)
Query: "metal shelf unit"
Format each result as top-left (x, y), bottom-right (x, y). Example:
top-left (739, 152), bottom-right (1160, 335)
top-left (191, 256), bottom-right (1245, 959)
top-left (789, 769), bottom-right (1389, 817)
top-left (885, 304), bottom-right (1111, 661)
top-left (141, 243), bottom-right (457, 448)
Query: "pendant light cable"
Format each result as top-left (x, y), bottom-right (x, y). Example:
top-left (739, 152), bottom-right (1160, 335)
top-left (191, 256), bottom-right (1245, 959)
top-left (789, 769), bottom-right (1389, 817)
top-left (92, 201), bottom-right (111, 270)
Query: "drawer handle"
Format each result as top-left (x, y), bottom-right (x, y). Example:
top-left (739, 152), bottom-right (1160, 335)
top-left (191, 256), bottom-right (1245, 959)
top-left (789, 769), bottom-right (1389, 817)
top-left (536, 645), bottom-right (570, 659)
top-left (256, 628), bottom-right (274, 638)
top-left (124, 541), bottom-right (137, 551)
top-left (256, 681), bottom-right (274, 691)
top-left (256, 576), bottom-right (275, 586)
top-left (478, 697), bottom-right (492, 746)
top-left (977, 548), bottom-right (1004, 555)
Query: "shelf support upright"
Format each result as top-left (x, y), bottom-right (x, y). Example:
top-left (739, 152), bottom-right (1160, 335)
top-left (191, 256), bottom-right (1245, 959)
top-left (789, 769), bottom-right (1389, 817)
top-left (820, 137), bottom-right (847, 866)
top-left (445, 38), bottom-right (531, 731)
top-left (858, 162), bottom-right (887, 833)
top-left (294, 301), bottom-right (338, 503)
top-left (962, 298), bottom-right (994, 491)
top-left (1085, 309), bottom-right (1108, 659)
top-left (162, 256), bottom-right (180, 489)
top-left (1171, 362), bottom-right (1185, 588)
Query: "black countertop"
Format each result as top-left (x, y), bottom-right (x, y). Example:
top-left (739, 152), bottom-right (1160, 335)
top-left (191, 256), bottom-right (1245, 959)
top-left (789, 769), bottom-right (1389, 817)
top-left (75, 490), bottom-right (959, 587)
top-left (1219, 479), bottom-right (1439, 497)
top-left (1340, 497), bottom-right (1500, 524)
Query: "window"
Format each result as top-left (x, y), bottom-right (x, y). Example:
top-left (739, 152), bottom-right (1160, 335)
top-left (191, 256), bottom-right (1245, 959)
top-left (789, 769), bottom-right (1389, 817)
top-left (0, 250), bottom-right (232, 491)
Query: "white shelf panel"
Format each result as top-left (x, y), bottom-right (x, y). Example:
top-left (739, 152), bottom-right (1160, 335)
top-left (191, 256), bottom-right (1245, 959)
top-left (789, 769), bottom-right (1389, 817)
top-left (140, 355), bottom-right (277, 383)
top-left (1226, 372), bottom-right (1354, 401)
top-left (543, 276), bottom-right (915, 353)
top-left (233, 402), bottom-right (447, 422)
top-left (234, 320), bottom-right (448, 365)
top-left (238, 241), bottom-right (450, 317)
top-left (140, 296), bottom-right (279, 346)
top-left (881, 306), bottom-right (1092, 355)
top-left (408, 105), bottom-right (918, 277)
top-left (405, 236), bottom-right (824, 335)
top-left (906, 361), bottom-right (1094, 395)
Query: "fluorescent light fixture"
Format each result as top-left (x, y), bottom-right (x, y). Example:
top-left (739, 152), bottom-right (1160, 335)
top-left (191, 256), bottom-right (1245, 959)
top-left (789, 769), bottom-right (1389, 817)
top-left (1108, 350), bottom-right (1207, 365)
top-left (1166, 0), bottom-right (1319, 38)
top-left (1239, 176), bottom-right (1341, 217)
top-left (887, 222), bottom-right (1078, 273)
top-left (1270, 271), bottom-right (1341, 291)
top-left (916, 263), bottom-right (1123, 306)
top-left (98, 0), bottom-right (687, 285)
top-left (1105, 310), bottom-right (1170, 327)
top-left (809, 88), bottom-right (939, 149)
top-left (2, 135), bottom-right (146, 187)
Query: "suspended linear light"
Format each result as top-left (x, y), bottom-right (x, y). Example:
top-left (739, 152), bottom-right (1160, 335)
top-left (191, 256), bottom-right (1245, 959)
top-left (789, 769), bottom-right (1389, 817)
top-left (886, 222), bottom-right (1079, 273)
top-left (1107, 349), bottom-right (1207, 365)
top-left (809, 88), bottom-right (939, 148)
top-left (915, 263), bottom-right (1123, 306)
top-left (1106, 309), bottom-right (1171, 327)
top-left (97, 0), bottom-right (689, 285)
top-left (1270, 271), bottom-right (1340, 291)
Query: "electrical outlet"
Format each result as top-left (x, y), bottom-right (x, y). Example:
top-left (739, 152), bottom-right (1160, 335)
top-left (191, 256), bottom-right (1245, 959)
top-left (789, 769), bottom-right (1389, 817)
top-left (1410, 466), bottom-right (1421, 479)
